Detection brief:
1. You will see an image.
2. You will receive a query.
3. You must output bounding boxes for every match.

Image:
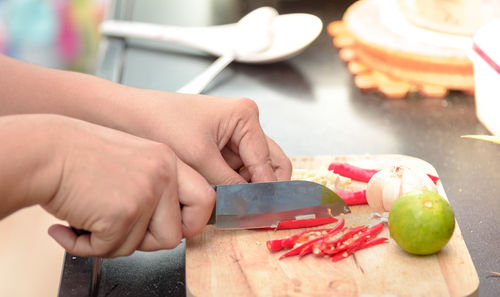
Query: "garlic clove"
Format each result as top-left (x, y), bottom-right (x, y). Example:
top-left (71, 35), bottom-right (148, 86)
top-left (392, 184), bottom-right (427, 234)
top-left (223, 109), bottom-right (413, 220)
top-left (382, 177), bottom-right (402, 211)
top-left (366, 172), bottom-right (386, 213)
top-left (366, 165), bottom-right (438, 213)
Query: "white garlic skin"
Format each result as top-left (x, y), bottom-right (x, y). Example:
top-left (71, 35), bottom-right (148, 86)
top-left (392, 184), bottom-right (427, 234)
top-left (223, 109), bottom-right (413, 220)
top-left (366, 166), bottom-right (437, 213)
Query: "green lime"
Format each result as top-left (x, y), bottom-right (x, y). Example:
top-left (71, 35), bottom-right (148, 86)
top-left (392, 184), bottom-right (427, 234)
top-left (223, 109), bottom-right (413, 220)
top-left (388, 190), bottom-right (455, 255)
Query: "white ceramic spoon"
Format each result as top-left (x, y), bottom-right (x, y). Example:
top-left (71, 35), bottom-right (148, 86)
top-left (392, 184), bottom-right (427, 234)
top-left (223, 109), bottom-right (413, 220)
top-left (100, 9), bottom-right (322, 63)
top-left (177, 7), bottom-right (278, 93)
top-left (100, 9), bottom-right (323, 93)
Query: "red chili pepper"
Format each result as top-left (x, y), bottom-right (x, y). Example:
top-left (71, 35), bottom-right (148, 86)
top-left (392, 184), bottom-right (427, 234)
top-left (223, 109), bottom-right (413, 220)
top-left (298, 244), bottom-right (314, 258)
top-left (356, 237), bottom-right (388, 250)
top-left (266, 219), bottom-right (345, 252)
top-left (365, 222), bottom-right (384, 236)
top-left (320, 226), bottom-right (368, 255)
top-left (266, 240), bottom-right (286, 252)
top-left (259, 217), bottom-right (338, 231)
top-left (279, 235), bottom-right (326, 259)
top-left (337, 189), bottom-right (367, 205)
top-left (298, 226), bottom-right (348, 258)
top-left (328, 162), bottom-right (440, 184)
top-left (330, 237), bottom-right (388, 262)
top-left (328, 162), bottom-right (377, 182)
top-left (270, 220), bottom-right (387, 263)
top-left (267, 229), bottom-right (323, 252)
top-left (278, 219), bottom-right (345, 259)
top-left (426, 174), bottom-right (440, 184)
top-left (323, 225), bottom-right (367, 245)
top-left (328, 223), bottom-right (384, 256)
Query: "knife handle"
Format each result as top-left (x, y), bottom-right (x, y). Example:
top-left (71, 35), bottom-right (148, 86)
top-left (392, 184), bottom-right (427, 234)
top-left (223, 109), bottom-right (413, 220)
top-left (72, 227), bottom-right (90, 236)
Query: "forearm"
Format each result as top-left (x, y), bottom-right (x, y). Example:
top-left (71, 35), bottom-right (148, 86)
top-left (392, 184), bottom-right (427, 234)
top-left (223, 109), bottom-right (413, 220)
top-left (0, 54), bottom-right (152, 134)
top-left (0, 114), bottom-right (63, 218)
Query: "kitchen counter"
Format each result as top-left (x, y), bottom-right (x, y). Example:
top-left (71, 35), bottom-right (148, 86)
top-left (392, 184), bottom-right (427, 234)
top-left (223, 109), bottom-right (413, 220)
top-left (53, 0), bottom-right (500, 296)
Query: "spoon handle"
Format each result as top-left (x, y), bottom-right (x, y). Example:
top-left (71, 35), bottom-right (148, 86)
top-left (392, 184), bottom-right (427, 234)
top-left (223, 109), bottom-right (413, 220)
top-left (177, 54), bottom-right (235, 94)
top-left (100, 20), bottom-right (231, 56)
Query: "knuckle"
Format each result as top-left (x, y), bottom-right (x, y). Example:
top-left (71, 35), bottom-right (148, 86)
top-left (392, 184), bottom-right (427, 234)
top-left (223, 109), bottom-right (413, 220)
top-left (195, 183), bottom-right (216, 211)
top-left (171, 233), bottom-right (183, 249)
top-left (182, 185), bottom-right (216, 238)
top-left (119, 202), bottom-right (141, 226)
top-left (161, 232), bottom-right (182, 249)
top-left (233, 97), bottom-right (260, 118)
top-left (236, 97), bottom-right (259, 112)
top-left (282, 157), bottom-right (293, 172)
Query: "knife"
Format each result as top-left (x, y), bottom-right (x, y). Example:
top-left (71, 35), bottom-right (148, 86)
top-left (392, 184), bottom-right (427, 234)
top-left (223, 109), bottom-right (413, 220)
top-left (206, 180), bottom-right (351, 229)
top-left (72, 228), bottom-right (101, 297)
top-left (73, 180), bottom-right (349, 295)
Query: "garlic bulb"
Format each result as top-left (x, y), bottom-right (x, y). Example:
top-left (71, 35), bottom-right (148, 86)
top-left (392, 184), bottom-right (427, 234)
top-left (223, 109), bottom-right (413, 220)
top-left (366, 166), bottom-right (437, 212)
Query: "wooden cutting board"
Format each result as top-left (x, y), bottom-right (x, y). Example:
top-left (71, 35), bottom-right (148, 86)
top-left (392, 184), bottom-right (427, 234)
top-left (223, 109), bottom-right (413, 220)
top-left (186, 154), bottom-right (479, 297)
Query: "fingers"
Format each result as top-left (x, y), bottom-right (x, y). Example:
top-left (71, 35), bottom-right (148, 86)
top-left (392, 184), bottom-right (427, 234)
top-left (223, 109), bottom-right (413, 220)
top-left (176, 160), bottom-right (216, 237)
top-left (221, 147), bottom-right (243, 170)
top-left (48, 224), bottom-right (130, 257)
top-left (49, 214), bottom-right (146, 257)
top-left (216, 99), bottom-right (291, 183)
top-left (221, 147), bottom-right (252, 182)
top-left (265, 136), bottom-right (292, 181)
top-left (194, 147), bottom-right (248, 185)
top-left (220, 135), bottom-right (291, 183)
top-left (137, 154), bottom-right (183, 251)
top-left (138, 181), bottom-right (183, 251)
top-left (225, 99), bottom-right (276, 183)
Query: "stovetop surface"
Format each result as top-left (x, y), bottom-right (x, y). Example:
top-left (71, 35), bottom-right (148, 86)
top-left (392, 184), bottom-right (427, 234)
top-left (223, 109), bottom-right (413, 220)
top-left (59, 241), bottom-right (185, 297)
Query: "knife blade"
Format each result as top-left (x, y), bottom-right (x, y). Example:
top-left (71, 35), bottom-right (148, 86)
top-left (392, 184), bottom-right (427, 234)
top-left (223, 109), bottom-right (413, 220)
top-left (207, 180), bottom-right (350, 229)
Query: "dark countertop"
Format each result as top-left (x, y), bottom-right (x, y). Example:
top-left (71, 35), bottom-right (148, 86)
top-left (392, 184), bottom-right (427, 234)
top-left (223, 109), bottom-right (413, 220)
top-left (59, 0), bottom-right (500, 296)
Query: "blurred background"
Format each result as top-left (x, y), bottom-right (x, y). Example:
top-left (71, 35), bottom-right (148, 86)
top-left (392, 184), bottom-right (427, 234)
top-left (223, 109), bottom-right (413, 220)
top-left (0, 0), bottom-right (110, 72)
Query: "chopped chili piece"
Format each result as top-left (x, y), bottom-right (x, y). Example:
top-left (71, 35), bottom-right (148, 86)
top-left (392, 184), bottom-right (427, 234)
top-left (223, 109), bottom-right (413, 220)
top-left (330, 237), bottom-right (388, 262)
top-left (337, 189), bottom-right (367, 205)
top-left (279, 236), bottom-right (324, 259)
top-left (277, 219), bottom-right (345, 259)
top-left (328, 162), bottom-right (440, 184)
top-left (323, 225), bottom-right (367, 246)
top-left (268, 220), bottom-right (388, 263)
top-left (259, 217), bottom-right (338, 231)
top-left (266, 219), bottom-right (345, 253)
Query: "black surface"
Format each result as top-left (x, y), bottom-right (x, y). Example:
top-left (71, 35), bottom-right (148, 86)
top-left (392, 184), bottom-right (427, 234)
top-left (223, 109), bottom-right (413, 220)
top-left (59, 254), bottom-right (93, 297)
top-left (60, 0), bottom-right (500, 296)
top-left (59, 242), bottom-right (185, 297)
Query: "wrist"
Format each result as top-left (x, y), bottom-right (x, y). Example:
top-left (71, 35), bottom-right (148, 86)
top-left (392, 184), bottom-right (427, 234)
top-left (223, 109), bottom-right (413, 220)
top-left (0, 114), bottom-right (67, 217)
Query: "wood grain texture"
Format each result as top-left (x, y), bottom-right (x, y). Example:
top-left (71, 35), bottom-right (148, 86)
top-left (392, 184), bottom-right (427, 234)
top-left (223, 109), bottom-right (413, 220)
top-left (186, 154), bottom-right (479, 297)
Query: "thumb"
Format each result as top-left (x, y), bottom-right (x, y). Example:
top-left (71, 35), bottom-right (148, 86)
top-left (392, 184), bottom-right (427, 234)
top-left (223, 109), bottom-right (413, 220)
top-left (48, 224), bottom-right (124, 257)
top-left (48, 224), bottom-right (95, 257)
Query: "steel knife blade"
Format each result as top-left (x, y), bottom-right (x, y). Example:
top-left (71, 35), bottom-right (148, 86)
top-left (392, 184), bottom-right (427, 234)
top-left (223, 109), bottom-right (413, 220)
top-left (207, 180), bottom-right (350, 229)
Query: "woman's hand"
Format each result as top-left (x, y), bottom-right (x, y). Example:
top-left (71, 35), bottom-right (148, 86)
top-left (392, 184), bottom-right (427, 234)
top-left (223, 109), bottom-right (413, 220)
top-left (0, 55), bottom-right (291, 186)
top-left (131, 91), bottom-right (292, 185)
top-left (0, 114), bottom-right (214, 258)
